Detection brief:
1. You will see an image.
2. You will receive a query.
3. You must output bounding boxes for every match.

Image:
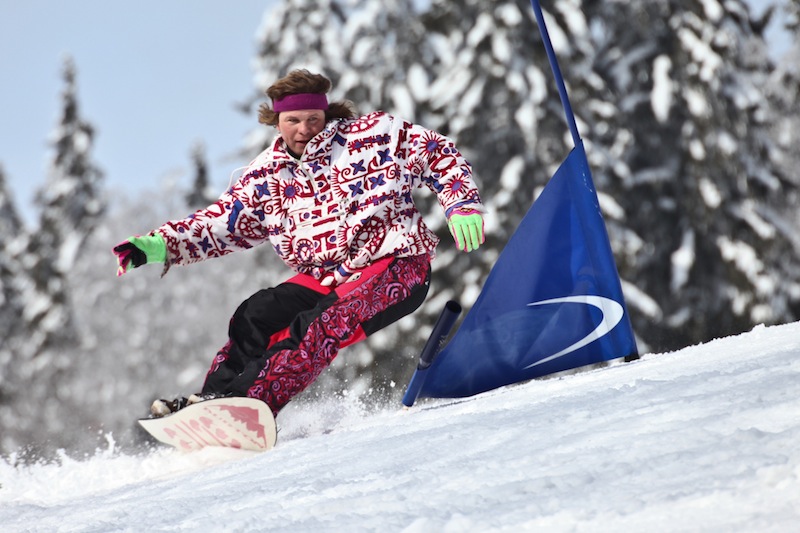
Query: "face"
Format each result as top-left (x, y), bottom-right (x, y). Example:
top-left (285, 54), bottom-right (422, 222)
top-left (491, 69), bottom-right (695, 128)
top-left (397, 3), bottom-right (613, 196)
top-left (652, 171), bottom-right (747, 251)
top-left (277, 109), bottom-right (326, 155)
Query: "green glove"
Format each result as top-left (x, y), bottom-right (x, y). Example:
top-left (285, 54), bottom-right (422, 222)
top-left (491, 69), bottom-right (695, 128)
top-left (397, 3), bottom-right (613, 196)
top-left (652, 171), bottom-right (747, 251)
top-left (113, 234), bottom-right (167, 276)
top-left (447, 209), bottom-right (485, 252)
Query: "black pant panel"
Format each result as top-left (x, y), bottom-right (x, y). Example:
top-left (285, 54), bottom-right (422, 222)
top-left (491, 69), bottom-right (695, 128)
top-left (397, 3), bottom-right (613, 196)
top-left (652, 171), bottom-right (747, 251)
top-left (203, 283), bottom-right (325, 393)
top-left (228, 284), bottom-right (326, 368)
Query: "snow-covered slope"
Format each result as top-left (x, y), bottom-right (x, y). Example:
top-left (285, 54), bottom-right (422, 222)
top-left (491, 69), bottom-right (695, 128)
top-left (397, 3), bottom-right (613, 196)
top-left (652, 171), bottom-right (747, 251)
top-left (1, 322), bottom-right (799, 532)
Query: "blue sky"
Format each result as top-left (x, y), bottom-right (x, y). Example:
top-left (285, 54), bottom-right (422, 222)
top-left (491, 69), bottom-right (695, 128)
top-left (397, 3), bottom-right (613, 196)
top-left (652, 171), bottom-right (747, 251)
top-left (0, 1), bottom-right (275, 224)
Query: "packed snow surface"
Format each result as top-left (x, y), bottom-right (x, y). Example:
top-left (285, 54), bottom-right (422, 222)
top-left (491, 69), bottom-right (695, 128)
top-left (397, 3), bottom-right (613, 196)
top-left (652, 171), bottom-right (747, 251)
top-left (2, 322), bottom-right (799, 532)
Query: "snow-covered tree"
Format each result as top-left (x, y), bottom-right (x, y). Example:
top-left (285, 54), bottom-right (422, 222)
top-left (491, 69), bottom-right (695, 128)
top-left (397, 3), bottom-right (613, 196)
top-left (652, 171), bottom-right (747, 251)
top-left (0, 167), bottom-right (27, 430)
top-left (573, 0), bottom-right (800, 349)
top-left (22, 56), bottom-right (105, 353)
top-left (0, 56), bottom-right (106, 454)
top-left (0, 167), bottom-right (24, 332)
top-left (768, 0), bottom-right (800, 219)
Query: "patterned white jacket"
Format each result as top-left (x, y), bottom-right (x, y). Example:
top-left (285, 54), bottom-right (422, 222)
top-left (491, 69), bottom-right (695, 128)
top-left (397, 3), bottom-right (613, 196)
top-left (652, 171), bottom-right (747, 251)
top-left (155, 111), bottom-right (483, 279)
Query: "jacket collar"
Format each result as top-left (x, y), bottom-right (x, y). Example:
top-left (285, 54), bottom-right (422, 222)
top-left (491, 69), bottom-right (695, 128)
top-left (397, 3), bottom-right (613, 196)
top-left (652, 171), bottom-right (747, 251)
top-left (267, 118), bottom-right (345, 165)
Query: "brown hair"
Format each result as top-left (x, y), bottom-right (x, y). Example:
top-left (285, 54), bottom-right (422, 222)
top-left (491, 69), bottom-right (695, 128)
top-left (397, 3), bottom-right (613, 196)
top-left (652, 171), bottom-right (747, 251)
top-left (258, 69), bottom-right (357, 126)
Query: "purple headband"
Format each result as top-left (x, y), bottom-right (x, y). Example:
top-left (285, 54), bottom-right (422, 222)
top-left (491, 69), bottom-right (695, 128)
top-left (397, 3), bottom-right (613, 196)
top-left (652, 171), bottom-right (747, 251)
top-left (272, 93), bottom-right (329, 113)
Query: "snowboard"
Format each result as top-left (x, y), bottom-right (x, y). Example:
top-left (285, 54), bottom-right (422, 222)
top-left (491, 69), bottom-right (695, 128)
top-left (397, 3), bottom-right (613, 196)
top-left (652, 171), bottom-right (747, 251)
top-left (138, 397), bottom-right (277, 452)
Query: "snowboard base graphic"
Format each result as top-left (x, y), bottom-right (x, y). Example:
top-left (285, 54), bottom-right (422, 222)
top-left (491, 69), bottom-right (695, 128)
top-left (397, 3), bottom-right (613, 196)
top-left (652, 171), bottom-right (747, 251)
top-left (138, 397), bottom-right (277, 452)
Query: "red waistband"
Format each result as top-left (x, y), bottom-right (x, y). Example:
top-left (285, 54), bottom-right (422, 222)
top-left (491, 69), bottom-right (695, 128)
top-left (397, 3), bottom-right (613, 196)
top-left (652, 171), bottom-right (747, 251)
top-left (284, 256), bottom-right (396, 296)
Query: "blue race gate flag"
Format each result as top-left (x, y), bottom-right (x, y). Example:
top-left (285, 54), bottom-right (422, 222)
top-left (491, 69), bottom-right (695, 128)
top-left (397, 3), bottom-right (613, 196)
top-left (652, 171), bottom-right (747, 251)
top-left (401, 0), bottom-right (638, 406)
top-left (404, 141), bottom-right (638, 402)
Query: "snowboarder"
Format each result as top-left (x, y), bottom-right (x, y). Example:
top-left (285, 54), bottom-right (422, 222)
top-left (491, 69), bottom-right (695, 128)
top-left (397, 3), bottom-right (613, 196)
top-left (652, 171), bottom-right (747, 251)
top-left (113, 69), bottom-right (485, 418)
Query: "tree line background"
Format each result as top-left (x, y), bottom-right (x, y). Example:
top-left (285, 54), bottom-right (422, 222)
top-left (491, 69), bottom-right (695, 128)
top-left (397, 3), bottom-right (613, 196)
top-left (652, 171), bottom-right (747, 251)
top-left (1, 0), bottom-right (798, 458)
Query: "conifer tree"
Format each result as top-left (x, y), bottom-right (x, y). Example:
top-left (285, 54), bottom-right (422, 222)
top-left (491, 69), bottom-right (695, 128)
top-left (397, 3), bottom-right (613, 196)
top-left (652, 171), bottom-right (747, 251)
top-left (574, 0), bottom-right (800, 348)
top-left (0, 166), bottom-right (27, 408)
top-left (24, 56), bottom-right (105, 354)
top-left (769, 0), bottom-right (800, 201)
top-left (0, 57), bottom-right (104, 452)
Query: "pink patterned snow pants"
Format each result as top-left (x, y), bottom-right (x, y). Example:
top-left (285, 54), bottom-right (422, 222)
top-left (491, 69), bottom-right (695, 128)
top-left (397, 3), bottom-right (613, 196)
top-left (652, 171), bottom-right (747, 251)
top-left (203, 255), bottom-right (430, 416)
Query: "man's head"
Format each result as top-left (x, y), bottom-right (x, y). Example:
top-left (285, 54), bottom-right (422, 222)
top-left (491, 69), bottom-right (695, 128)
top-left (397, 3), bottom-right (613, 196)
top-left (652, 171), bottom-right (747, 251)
top-left (259, 69), bottom-right (356, 155)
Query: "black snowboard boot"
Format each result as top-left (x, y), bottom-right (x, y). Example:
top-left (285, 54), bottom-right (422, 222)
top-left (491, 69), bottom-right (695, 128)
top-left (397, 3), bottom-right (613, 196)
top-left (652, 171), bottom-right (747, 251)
top-left (150, 392), bottom-right (231, 417)
top-left (187, 392), bottom-right (232, 405)
top-left (149, 396), bottom-right (189, 418)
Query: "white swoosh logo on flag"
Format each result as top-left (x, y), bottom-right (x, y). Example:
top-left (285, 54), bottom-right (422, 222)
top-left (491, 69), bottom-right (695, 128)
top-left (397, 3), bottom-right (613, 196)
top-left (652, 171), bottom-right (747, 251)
top-left (523, 295), bottom-right (624, 369)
